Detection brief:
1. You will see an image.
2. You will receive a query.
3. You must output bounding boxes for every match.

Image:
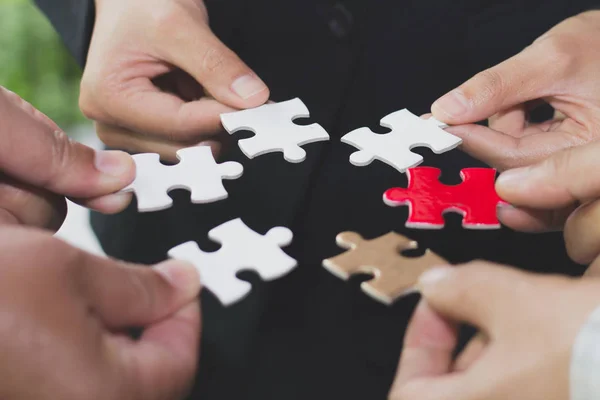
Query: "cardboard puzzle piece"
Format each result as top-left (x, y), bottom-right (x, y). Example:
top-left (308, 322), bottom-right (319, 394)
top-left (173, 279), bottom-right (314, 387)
top-left (341, 109), bottom-right (461, 173)
top-left (383, 167), bottom-right (506, 229)
top-left (322, 231), bottom-right (446, 304)
top-left (121, 146), bottom-right (243, 212)
top-left (220, 98), bottom-right (330, 163)
top-left (168, 218), bottom-right (297, 306)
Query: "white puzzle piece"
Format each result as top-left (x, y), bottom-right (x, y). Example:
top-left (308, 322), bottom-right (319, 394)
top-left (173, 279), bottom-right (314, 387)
top-left (340, 109), bottom-right (461, 173)
top-left (121, 146), bottom-right (243, 212)
top-left (220, 98), bottom-right (330, 163)
top-left (168, 218), bottom-right (297, 306)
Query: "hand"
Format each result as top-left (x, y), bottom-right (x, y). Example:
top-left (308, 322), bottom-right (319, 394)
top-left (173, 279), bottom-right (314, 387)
top-left (0, 225), bottom-right (201, 399)
top-left (388, 262), bottom-right (600, 400)
top-left (494, 140), bottom-right (600, 273)
top-left (0, 87), bottom-right (134, 231)
top-left (80, 0), bottom-right (270, 161)
top-left (429, 10), bottom-right (600, 170)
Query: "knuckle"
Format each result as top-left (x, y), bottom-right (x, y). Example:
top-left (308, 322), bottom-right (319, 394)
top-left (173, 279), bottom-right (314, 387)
top-left (79, 78), bottom-right (105, 122)
top-left (538, 35), bottom-right (578, 75)
top-left (43, 130), bottom-right (75, 187)
top-left (201, 46), bottom-right (228, 74)
top-left (123, 267), bottom-right (158, 316)
top-left (467, 68), bottom-right (506, 106)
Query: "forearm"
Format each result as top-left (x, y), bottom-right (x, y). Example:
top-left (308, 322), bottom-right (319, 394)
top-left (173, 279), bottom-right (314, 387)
top-left (33, 0), bottom-right (95, 67)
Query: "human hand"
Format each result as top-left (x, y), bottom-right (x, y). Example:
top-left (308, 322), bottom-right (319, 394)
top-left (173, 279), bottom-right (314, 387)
top-left (80, 0), bottom-right (270, 161)
top-left (0, 225), bottom-right (201, 400)
top-left (388, 262), bottom-right (600, 400)
top-left (429, 10), bottom-right (600, 170)
top-left (493, 139), bottom-right (600, 274)
top-left (0, 87), bottom-right (134, 231)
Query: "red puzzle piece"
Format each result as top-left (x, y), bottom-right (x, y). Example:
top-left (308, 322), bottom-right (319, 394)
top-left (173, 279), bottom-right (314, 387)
top-left (383, 167), bottom-right (507, 229)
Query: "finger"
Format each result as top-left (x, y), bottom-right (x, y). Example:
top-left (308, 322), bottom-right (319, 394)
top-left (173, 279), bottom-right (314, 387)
top-left (388, 371), bottom-right (481, 400)
top-left (497, 204), bottom-right (576, 232)
top-left (89, 86), bottom-right (238, 141)
top-left (0, 92), bottom-right (135, 198)
top-left (564, 199), bottom-right (600, 264)
top-left (117, 300), bottom-right (201, 400)
top-left (73, 192), bottom-right (133, 215)
top-left (495, 139), bottom-right (600, 209)
top-left (488, 104), bottom-right (527, 135)
top-left (415, 262), bottom-right (536, 331)
top-left (391, 301), bottom-right (458, 392)
top-left (95, 122), bottom-right (229, 163)
top-left (430, 40), bottom-right (567, 124)
top-left (162, 19), bottom-right (269, 109)
top-left (452, 332), bottom-right (488, 372)
top-left (446, 123), bottom-right (583, 171)
top-left (82, 257), bottom-right (201, 329)
top-left (584, 254), bottom-right (600, 278)
top-left (0, 176), bottom-right (66, 230)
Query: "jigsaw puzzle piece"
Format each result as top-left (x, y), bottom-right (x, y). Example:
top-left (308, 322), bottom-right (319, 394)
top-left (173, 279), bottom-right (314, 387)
top-left (121, 146), bottom-right (243, 212)
top-left (341, 109), bottom-right (462, 173)
top-left (208, 218), bottom-right (296, 281)
top-left (168, 241), bottom-right (251, 305)
top-left (220, 98), bottom-right (330, 163)
top-left (168, 218), bottom-right (297, 306)
top-left (323, 231), bottom-right (446, 305)
top-left (383, 167), bottom-right (506, 229)
top-left (121, 153), bottom-right (174, 211)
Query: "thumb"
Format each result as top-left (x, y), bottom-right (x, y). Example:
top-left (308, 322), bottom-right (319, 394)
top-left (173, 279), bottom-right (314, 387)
top-left (83, 257), bottom-right (201, 329)
top-left (0, 88), bottom-right (135, 199)
top-left (389, 301), bottom-right (458, 395)
top-left (165, 22), bottom-right (269, 109)
top-left (430, 39), bottom-right (565, 124)
top-left (119, 300), bottom-right (201, 400)
top-left (495, 140), bottom-right (600, 209)
top-left (415, 262), bottom-right (534, 332)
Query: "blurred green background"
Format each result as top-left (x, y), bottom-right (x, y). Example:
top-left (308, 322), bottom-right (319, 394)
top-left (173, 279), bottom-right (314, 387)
top-left (0, 0), bottom-right (87, 130)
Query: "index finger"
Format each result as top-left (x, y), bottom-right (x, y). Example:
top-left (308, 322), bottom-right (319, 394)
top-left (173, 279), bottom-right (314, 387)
top-left (0, 88), bottom-right (134, 199)
top-left (495, 140), bottom-right (600, 209)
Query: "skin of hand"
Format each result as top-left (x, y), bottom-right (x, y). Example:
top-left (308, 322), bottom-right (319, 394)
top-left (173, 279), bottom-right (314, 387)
top-left (0, 86), bottom-right (135, 231)
top-left (388, 262), bottom-right (600, 400)
top-left (428, 10), bottom-right (600, 171)
top-left (0, 225), bottom-right (201, 400)
top-left (80, 0), bottom-right (270, 161)
top-left (495, 140), bottom-right (600, 271)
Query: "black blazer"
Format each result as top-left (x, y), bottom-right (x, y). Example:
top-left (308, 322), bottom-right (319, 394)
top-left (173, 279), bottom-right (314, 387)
top-left (35, 1), bottom-right (599, 399)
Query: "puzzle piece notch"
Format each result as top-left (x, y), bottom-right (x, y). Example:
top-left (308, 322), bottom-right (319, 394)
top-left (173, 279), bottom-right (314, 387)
top-left (168, 218), bottom-right (297, 306)
top-left (322, 231), bottom-right (446, 305)
top-left (341, 109), bottom-right (461, 173)
top-left (121, 146), bottom-right (243, 212)
top-left (220, 98), bottom-right (330, 163)
top-left (383, 167), bottom-right (507, 229)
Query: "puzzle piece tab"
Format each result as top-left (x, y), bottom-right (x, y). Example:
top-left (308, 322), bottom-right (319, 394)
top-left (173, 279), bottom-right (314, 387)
top-left (341, 109), bottom-right (461, 173)
top-left (383, 167), bottom-right (506, 229)
top-left (220, 98), bottom-right (330, 163)
top-left (121, 146), bottom-right (243, 212)
top-left (168, 218), bottom-right (297, 306)
top-left (322, 231), bottom-right (446, 304)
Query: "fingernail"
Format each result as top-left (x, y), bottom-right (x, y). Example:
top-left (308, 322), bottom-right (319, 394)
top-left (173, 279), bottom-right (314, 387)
top-left (432, 90), bottom-right (469, 118)
top-left (154, 260), bottom-right (201, 297)
top-left (94, 150), bottom-right (131, 177)
top-left (495, 167), bottom-right (531, 191)
top-left (231, 74), bottom-right (268, 100)
top-left (417, 267), bottom-right (453, 289)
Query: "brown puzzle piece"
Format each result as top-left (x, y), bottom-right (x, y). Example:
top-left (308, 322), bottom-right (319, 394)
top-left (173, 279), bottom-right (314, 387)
top-left (322, 231), bottom-right (447, 305)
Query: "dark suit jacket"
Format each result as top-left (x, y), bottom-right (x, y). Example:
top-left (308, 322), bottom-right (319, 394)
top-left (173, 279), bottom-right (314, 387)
top-left (34, 1), bottom-right (599, 398)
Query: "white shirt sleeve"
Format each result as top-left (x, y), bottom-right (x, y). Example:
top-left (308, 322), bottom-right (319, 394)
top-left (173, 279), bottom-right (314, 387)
top-left (571, 304), bottom-right (600, 400)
